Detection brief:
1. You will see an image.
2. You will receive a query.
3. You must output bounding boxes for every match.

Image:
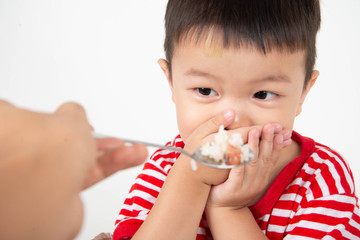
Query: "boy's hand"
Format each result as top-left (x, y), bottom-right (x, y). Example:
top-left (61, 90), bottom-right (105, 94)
top-left (206, 123), bottom-right (292, 209)
top-left (180, 110), bottom-right (238, 186)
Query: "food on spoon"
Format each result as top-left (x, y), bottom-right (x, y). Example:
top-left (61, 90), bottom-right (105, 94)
top-left (199, 125), bottom-right (253, 165)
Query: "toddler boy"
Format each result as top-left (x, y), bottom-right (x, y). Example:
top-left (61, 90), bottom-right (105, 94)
top-left (113, 0), bottom-right (360, 239)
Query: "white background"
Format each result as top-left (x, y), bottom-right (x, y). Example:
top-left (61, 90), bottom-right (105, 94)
top-left (0, 1), bottom-right (359, 239)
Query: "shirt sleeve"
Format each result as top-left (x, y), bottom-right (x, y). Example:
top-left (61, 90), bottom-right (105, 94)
top-left (284, 194), bottom-right (360, 239)
top-left (112, 153), bottom-right (170, 240)
top-left (284, 146), bottom-right (360, 239)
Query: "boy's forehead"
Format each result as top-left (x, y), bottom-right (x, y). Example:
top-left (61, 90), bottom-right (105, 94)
top-left (173, 29), bottom-right (306, 65)
top-left (175, 28), bottom-right (231, 57)
top-left (173, 27), bottom-right (306, 59)
top-left (172, 36), bottom-right (307, 83)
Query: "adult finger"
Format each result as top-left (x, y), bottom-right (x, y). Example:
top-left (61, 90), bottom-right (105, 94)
top-left (96, 137), bottom-right (126, 151)
top-left (54, 102), bottom-right (88, 122)
top-left (99, 143), bottom-right (148, 175)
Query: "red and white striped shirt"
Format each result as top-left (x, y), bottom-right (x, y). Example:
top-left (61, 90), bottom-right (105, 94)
top-left (113, 131), bottom-right (360, 239)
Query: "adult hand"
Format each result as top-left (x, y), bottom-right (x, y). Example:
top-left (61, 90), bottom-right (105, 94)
top-left (0, 101), bottom-right (147, 240)
top-left (83, 137), bottom-right (148, 189)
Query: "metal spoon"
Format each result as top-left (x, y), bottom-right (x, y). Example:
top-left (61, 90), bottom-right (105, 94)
top-left (92, 132), bottom-right (253, 169)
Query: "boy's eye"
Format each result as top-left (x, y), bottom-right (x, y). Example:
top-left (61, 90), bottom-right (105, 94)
top-left (196, 88), bottom-right (217, 96)
top-left (253, 91), bottom-right (277, 100)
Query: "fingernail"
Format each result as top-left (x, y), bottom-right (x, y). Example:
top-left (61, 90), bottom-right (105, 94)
top-left (284, 130), bottom-right (292, 139)
top-left (274, 123), bottom-right (282, 132)
top-left (254, 129), bottom-right (260, 139)
top-left (283, 139), bottom-right (292, 147)
top-left (224, 110), bottom-right (234, 121)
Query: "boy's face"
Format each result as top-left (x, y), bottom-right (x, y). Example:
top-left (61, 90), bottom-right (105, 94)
top-left (160, 38), bottom-right (317, 143)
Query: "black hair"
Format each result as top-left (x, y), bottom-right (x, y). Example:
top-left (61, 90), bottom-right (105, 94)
top-left (164, 0), bottom-right (321, 85)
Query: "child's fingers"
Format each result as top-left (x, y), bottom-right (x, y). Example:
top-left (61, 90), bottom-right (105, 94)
top-left (272, 133), bottom-right (284, 161)
top-left (275, 129), bottom-right (292, 150)
top-left (247, 128), bottom-right (260, 158)
top-left (258, 123), bottom-right (278, 164)
top-left (282, 130), bottom-right (293, 147)
top-left (192, 110), bottom-right (235, 141)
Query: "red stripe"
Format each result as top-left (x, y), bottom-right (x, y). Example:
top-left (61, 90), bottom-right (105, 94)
top-left (317, 149), bottom-right (353, 193)
top-left (275, 200), bottom-right (298, 211)
top-left (130, 183), bottom-right (159, 198)
top-left (287, 226), bottom-right (329, 238)
top-left (123, 196), bottom-right (154, 212)
top-left (268, 215), bottom-right (291, 226)
top-left (137, 173), bottom-right (165, 189)
top-left (113, 219), bottom-right (143, 240)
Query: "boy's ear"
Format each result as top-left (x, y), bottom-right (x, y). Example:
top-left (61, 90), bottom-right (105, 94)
top-left (158, 58), bottom-right (172, 85)
top-left (158, 58), bottom-right (175, 103)
top-left (296, 70), bottom-right (319, 116)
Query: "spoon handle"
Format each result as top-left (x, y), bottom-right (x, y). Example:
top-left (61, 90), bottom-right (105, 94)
top-left (92, 132), bottom-right (195, 160)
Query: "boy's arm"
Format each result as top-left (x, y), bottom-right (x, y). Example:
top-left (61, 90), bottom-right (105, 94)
top-left (206, 207), bottom-right (267, 240)
top-left (131, 111), bottom-right (234, 239)
top-left (132, 155), bottom-right (213, 239)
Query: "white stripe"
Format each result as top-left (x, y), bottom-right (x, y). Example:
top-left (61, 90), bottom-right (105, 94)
top-left (323, 159), bottom-right (345, 193)
top-left (312, 151), bottom-right (345, 194)
top-left (120, 199), bottom-right (152, 213)
top-left (283, 235), bottom-right (318, 240)
top-left (147, 157), bottom-right (174, 173)
top-left (288, 176), bottom-right (308, 189)
top-left (279, 193), bottom-right (298, 201)
top-left (322, 236), bottom-right (336, 240)
top-left (258, 214), bottom-right (270, 222)
top-left (342, 230), bottom-right (360, 240)
top-left (267, 223), bottom-right (287, 233)
top-left (271, 208), bottom-right (295, 218)
top-left (314, 170), bottom-right (330, 196)
top-left (296, 205), bottom-right (353, 219)
top-left (349, 217), bottom-right (360, 234)
top-left (117, 213), bottom-right (148, 223)
top-left (135, 178), bottom-right (161, 192)
top-left (287, 175), bottom-right (317, 203)
top-left (131, 189), bottom-right (157, 204)
top-left (163, 164), bottom-right (172, 174)
top-left (197, 227), bottom-right (206, 235)
top-left (287, 220), bottom-right (336, 233)
top-left (303, 162), bottom-right (318, 175)
top-left (141, 168), bottom-right (167, 182)
top-left (157, 149), bottom-right (176, 156)
top-left (321, 148), bottom-right (354, 193)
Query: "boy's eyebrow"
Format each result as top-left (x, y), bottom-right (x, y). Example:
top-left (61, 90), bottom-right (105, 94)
top-left (254, 74), bottom-right (292, 84)
top-left (185, 68), bottom-right (219, 79)
top-left (185, 68), bottom-right (292, 83)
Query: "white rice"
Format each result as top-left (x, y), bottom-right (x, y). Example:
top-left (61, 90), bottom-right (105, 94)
top-left (199, 125), bottom-right (253, 164)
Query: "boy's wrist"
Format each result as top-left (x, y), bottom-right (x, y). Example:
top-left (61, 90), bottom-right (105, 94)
top-left (176, 154), bottom-right (230, 186)
top-left (205, 206), bottom-right (268, 239)
top-left (206, 202), bottom-right (247, 215)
